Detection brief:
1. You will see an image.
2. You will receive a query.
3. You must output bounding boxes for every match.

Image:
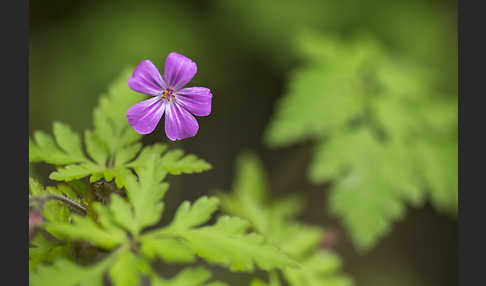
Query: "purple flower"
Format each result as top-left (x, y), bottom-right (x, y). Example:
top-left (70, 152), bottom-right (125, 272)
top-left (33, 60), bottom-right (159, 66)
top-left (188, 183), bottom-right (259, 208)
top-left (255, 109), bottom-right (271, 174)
top-left (126, 52), bottom-right (213, 141)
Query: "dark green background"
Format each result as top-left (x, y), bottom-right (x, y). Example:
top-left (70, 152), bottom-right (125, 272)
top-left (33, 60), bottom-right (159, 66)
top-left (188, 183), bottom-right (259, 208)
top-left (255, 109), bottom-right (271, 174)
top-left (29, 0), bottom-right (457, 285)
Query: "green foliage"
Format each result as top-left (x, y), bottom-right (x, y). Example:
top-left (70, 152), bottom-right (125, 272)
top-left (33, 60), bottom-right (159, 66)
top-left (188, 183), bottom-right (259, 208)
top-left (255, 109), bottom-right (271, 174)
top-left (168, 196), bottom-right (220, 230)
top-left (32, 248), bottom-right (228, 286)
top-left (46, 211), bottom-right (128, 249)
top-left (148, 197), bottom-right (296, 272)
top-left (283, 252), bottom-right (351, 286)
top-left (29, 122), bottom-right (87, 165)
top-left (29, 233), bottom-right (71, 272)
top-left (140, 236), bottom-right (196, 264)
top-left (29, 70), bottom-right (296, 286)
top-left (218, 153), bottom-right (353, 286)
top-left (108, 250), bottom-right (151, 286)
top-left (250, 272), bottom-right (281, 286)
top-left (30, 167), bottom-right (293, 285)
top-left (29, 178), bottom-right (80, 272)
top-left (29, 178), bottom-right (83, 237)
top-left (29, 70), bottom-right (211, 188)
top-left (123, 150), bottom-right (169, 233)
top-left (265, 32), bottom-right (457, 250)
top-left (176, 215), bottom-right (296, 271)
top-left (31, 250), bottom-right (121, 286)
top-left (152, 267), bottom-right (229, 286)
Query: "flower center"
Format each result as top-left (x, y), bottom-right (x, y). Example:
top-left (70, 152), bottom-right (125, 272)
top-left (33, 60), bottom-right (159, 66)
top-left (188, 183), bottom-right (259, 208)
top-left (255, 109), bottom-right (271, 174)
top-left (161, 89), bottom-right (175, 102)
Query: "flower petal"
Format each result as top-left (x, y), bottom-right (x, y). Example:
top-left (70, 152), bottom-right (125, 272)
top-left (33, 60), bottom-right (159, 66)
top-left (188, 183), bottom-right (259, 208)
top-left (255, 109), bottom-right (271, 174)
top-left (163, 52), bottom-right (197, 91)
top-left (175, 87), bottom-right (213, 117)
top-left (126, 97), bottom-right (165, 134)
top-left (128, 60), bottom-right (166, 96)
top-left (164, 102), bottom-right (199, 141)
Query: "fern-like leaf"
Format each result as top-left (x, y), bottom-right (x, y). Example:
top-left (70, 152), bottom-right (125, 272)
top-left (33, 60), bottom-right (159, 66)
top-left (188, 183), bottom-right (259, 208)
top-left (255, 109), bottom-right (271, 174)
top-left (147, 196), bottom-right (296, 272)
top-left (177, 215), bottom-right (296, 271)
top-left (264, 32), bottom-right (457, 250)
top-left (152, 267), bottom-right (228, 286)
top-left (30, 256), bottom-right (114, 286)
top-left (217, 153), bottom-right (353, 286)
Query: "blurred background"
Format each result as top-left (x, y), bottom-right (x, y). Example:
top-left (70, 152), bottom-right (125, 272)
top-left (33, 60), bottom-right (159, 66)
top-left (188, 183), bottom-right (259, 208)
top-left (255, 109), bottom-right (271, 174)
top-left (29, 0), bottom-right (457, 285)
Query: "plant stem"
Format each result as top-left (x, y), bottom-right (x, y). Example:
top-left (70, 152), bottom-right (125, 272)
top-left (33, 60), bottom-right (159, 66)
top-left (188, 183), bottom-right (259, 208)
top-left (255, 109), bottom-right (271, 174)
top-left (30, 194), bottom-right (87, 215)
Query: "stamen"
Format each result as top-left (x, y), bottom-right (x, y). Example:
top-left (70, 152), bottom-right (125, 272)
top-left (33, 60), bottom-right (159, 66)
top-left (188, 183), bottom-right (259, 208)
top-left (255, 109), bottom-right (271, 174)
top-left (161, 89), bottom-right (175, 102)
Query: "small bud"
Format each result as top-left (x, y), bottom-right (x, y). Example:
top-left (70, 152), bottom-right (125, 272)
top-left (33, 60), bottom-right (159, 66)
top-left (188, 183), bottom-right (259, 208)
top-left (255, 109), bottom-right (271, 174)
top-left (29, 210), bottom-right (43, 240)
top-left (320, 228), bottom-right (340, 250)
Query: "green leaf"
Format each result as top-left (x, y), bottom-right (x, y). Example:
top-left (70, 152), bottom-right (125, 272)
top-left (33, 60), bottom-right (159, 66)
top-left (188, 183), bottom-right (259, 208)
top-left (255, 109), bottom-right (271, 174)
top-left (416, 141), bottom-right (458, 213)
top-left (40, 150), bottom-right (211, 273)
top-left (109, 250), bottom-right (150, 286)
top-left (124, 152), bottom-right (169, 233)
top-left (41, 199), bottom-right (70, 225)
top-left (29, 233), bottom-right (70, 272)
top-left (92, 69), bottom-right (144, 152)
top-left (84, 130), bottom-right (109, 166)
top-left (283, 252), bottom-right (353, 286)
top-left (152, 267), bottom-right (228, 286)
top-left (29, 70), bottom-right (141, 186)
top-left (30, 123), bottom-right (87, 165)
top-left (218, 154), bottom-right (322, 257)
top-left (127, 143), bottom-right (168, 170)
top-left (46, 214), bottom-right (127, 249)
top-left (29, 177), bottom-right (45, 197)
top-left (50, 184), bottom-right (79, 201)
top-left (52, 121), bottom-right (86, 162)
top-left (232, 152), bottom-right (268, 204)
top-left (169, 196), bottom-right (220, 230)
top-left (145, 195), bottom-right (295, 272)
top-left (30, 249), bottom-right (138, 286)
top-left (141, 236), bottom-right (196, 263)
top-left (49, 162), bottom-right (105, 182)
top-left (310, 128), bottom-right (423, 250)
top-left (30, 255), bottom-right (114, 286)
top-left (67, 179), bottom-right (91, 204)
top-left (264, 32), bottom-right (457, 250)
top-left (178, 216), bottom-right (296, 271)
top-left (29, 179), bottom-right (82, 239)
top-left (217, 152), bottom-right (271, 234)
top-left (29, 71), bottom-right (157, 187)
top-left (250, 271), bottom-right (281, 286)
top-left (161, 149), bottom-right (212, 175)
top-left (217, 153), bottom-right (351, 284)
top-left (107, 195), bottom-right (138, 236)
top-left (265, 67), bottom-right (363, 147)
top-left (115, 143), bottom-right (142, 166)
